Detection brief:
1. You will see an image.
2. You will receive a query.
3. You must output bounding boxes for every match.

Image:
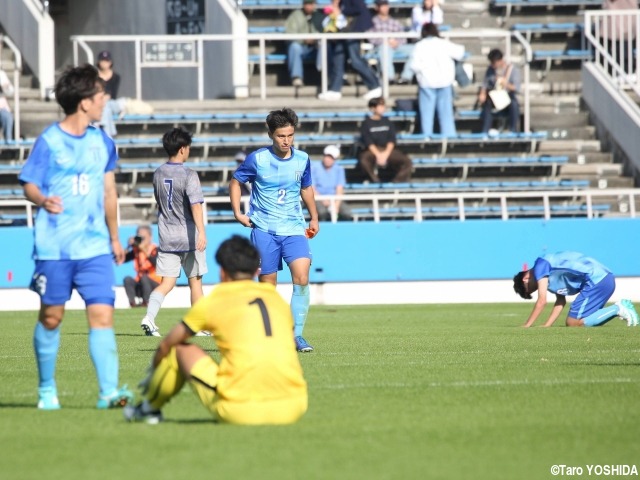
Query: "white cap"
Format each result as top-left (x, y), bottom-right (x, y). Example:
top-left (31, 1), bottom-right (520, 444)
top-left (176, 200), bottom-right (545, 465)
top-left (323, 145), bottom-right (340, 159)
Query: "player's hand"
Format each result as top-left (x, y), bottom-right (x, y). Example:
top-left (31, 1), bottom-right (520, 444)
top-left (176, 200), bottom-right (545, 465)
top-left (42, 196), bottom-right (64, 214)
top-left (196, 232), bottom-right (207, 252)
top-left (306, 219), bottom-right (319, 239)
top-left (237, 213), bottom-right (253, 228)
top-left (111, 239), bottom-right (125, 265)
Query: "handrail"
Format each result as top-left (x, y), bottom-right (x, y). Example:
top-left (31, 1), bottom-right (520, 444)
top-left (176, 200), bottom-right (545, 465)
top-left (0, 34), bottom-right (22, 141)
top-left (70, 30), bottom-right (532, 131)
top-left (3, 189), bottom-right (638, 226)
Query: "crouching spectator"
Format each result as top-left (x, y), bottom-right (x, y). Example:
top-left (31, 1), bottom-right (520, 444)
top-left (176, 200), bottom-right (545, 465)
top-left (123, 225), bottom-right (161, 307)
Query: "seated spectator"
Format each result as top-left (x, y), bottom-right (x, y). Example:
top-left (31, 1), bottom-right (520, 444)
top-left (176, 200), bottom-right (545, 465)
top-left (358, 97), bottom-right (412, 183)
top-left (311, 145), bottom-right (352, 221)
top-left (477, 49), bottom-right (521, 134)
top-left (368, 0), bottom-right (413, 83)
top-left (96, 51), bottom-right (123, 137)
top-left (408, 23), bottom-right (464, 137)
top-left (0, 68), bottom-right (15, 142)
top-left (123, 225), bottom-right (161, 307)
top-left (285, 0), bottom-right (324, 87)
top-left (318, 0), bottom-right (382, 101)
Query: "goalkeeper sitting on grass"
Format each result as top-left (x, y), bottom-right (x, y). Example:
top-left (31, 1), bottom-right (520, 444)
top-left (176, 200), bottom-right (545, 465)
top-left (124, 235), bottom-right (308, 425)
top-left (513, 251), bottom-right (639, 328)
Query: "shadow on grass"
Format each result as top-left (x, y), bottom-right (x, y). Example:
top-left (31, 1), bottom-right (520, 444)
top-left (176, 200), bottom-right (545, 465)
top-left (162, 418), bottom-right (218, 425)
top-left (0, 401), bottom-right (35, 408)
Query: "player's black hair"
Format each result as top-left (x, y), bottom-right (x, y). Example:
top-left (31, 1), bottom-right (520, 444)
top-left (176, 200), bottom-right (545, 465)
top-left (266, 108), bottom-right (299, 133)
top-left (421, 22), bottom-right (440, 39)
top-left (513, 271), bottom-right (532, 300)
top-left (488, 48), bottom-right (504, 63)
top-left (162, 127), bottom-right (193, 158)
top-left (215, 235), bottom-right (261, 279)
top-left (55, 64), bottom-right (106, 116)
top-left (368, 97), bottom-right (385, 109)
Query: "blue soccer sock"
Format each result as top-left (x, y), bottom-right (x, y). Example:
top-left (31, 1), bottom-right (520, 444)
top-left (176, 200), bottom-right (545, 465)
top-left (33, 322), bottom-right (60, 390)
top-left (291, 284), bottom-right (310, 337)
top-left (582, 305), bottom-right (620, 327)
top-left (89, 328), bottom-right (119, 397)
top-left (145, 291), bottom-right (165, 324)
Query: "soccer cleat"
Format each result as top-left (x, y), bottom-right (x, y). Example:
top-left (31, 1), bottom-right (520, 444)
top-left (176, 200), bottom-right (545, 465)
top-left (616, 300), bottom-right (639, 327)
top-left (96, 385), bottom-right (134, 409)
top-left (295, 336), bottom-right (314, 353)
top-left (195, 330), bottom-right (212, 337)
top-left (123, 402), bottom-right (163, 425)
top-left (37, 386), bottom-right (61, 410)
top-left (141, 316), bottom-right (161, 337)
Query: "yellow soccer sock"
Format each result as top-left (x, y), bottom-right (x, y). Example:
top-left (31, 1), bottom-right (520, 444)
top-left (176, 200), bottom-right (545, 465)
top-left (145, 348), bottom-right (185, 410)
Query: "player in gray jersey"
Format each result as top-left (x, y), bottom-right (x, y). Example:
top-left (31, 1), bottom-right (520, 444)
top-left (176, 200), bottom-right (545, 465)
top-left (141, 128), bottom-right (208, 337)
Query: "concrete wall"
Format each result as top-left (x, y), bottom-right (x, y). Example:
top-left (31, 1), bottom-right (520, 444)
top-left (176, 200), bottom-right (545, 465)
top-left (3, 218), bottom-right (640, 289)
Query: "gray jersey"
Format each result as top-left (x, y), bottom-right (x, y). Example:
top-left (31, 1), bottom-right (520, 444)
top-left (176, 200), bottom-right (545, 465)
top-left (153, 162), bottom-right (204, 252)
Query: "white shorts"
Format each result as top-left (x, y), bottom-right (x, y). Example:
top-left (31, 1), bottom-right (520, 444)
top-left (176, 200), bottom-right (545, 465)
top-left (156, 250), bottom-right (208, 278)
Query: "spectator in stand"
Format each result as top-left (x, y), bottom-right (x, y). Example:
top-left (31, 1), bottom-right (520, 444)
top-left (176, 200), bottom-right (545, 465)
top-left (396, 0), bottom-right (445, 84)
top-left (477, 48), bottom-right (521, 134)
top-left (408, 23), bottom-right (464, 137)
top-left (318, 0), bottom-right (382, 101)
top-left (368, 0), bottom-right (413, 83)
top-left (0, 68), bottom-right (15, 142)
top-left (123, 225), bottom-right (161, 308)
top-left (358, 97), bottom-right (412, 183)
top-left (285, 0), bottom-right (325, 87)
top-left (311, 145), bottom-right (352, 221)
top-left (96, 51), bottom-right (122, 137)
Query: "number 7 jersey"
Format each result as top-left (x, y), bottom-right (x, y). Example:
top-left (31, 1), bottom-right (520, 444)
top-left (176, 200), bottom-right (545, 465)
top-left (18, 124), bottom-right (118, 260)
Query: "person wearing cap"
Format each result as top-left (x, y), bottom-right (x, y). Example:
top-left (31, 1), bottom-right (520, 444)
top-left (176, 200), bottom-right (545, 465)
top-left (358, 97), bottom-right (412, 183)
top-left (367, 0), bottom-right (413, 83)
top-left (96, 50), bottom-right (122, 137)
top-left (285, 0), bottom-right (324, 87)
top-left (311, 145), bottom-right (352, 221)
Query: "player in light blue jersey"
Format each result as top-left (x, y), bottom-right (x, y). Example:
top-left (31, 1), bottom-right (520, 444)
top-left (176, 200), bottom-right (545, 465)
top-left (513, 251), bottom-right (639, 327)
top-left (18, 64), bottom-right (133, 410)
top-left (229, 108), bottom-right (319, 352)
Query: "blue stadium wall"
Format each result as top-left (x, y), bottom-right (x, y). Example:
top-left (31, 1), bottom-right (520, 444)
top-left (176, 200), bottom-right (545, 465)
top-left (1, 218), bottom-right (639, 288)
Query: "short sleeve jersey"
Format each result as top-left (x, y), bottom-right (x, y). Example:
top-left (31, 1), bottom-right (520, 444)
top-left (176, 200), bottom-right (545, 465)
top-left (18, 123), bottom-right (117, 260)
top-left (153, 162), bottom-right (204, 252)
top-left (183, 280), bottom-right (308, 402)
top-left (233, 146), bottom-right (312, 236)
top-left (532, 251), bottom-right (611, 296)
top-left (311, 161), bottom-right (346, 195)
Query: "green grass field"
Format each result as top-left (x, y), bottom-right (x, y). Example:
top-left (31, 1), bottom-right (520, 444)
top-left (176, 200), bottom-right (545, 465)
top-left (2, 304), bottom-right (639, 480)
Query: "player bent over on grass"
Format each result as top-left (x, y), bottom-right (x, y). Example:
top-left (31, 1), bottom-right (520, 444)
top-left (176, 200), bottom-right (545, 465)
top-left (513, 251), bottom-right (639, 328)
top-left (19, 64), bottom-right (133, 410)
top-left (229, 107), bottom-right (319, 353)
top-left (124, 235), bottom-right (308, 425)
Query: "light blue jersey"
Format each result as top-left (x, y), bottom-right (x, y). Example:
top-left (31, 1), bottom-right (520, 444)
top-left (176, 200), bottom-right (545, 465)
top-left (533, 251), bottom-right (611, 296)
top-left (19, 123), bottom-right (118, 260)
top-left (233, 146), bottom-right (312, 236)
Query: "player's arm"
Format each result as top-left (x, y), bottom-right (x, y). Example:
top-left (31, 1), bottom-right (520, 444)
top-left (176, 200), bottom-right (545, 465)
top-left (23, 182), bottom-right (63, 214)
top-left (301, 185), bottom-right (320, 236)
top-left (542, 295), bottom-right (566, 327)
top-left (152, 321), bottom-right (192, 367)
top-left (523, 276), bottom-right (549, 328)
top-left (190, 201), bottom-right (207, 252)
top-left (104, 171), bottom-right (125, 264)
top-left (230, 178), bottom-right (252, 227)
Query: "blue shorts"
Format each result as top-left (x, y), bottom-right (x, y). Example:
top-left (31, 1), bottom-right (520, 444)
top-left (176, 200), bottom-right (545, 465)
top-left (569, 273), bottom-right (616, 319)
top-left (30, 254), bottom-right (116, 306)
top-left (250, 229), bottom-right (312, 275)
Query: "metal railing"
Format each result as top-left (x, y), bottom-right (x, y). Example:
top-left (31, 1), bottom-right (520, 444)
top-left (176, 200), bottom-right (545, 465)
top-left (70, 29), bottom-right (532, 132)
top-left (2, 189), bottom-right (637, 227)
top-left (584, 10), bottom-right (640, 95)
top-left (0, 34), bottom-right (22, 141)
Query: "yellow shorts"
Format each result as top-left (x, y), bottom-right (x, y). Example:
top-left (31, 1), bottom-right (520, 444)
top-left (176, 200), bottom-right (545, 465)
top-left (189, 356), bottom-right (308, 425)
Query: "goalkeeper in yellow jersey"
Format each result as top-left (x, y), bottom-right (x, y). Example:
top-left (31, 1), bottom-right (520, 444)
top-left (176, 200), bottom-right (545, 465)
top-left (124, 235), bottom-right (308, 425)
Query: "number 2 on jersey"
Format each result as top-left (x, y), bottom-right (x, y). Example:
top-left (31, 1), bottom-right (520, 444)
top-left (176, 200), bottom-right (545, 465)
top-left (249, 298), bottom-right (272, 336)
